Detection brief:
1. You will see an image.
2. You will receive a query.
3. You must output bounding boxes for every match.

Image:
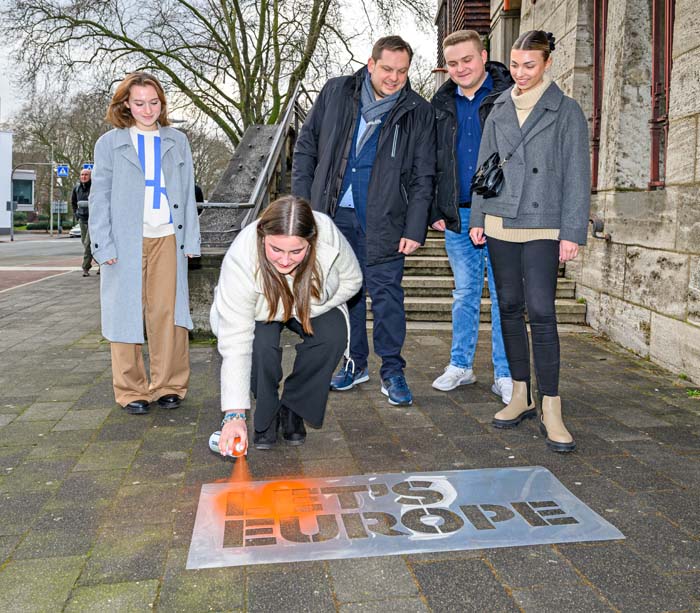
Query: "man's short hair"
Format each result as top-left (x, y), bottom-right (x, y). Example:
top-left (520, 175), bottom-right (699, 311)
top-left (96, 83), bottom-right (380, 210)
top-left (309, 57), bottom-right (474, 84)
top-left (371, 35), bottom-right (414, 63)
top-left (442, 30), bottom-right (485, 53)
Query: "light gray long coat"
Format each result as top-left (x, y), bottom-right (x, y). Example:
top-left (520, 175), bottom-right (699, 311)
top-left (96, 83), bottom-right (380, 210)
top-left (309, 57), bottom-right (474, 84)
top-left (88, 126), bottom-right (201, 343)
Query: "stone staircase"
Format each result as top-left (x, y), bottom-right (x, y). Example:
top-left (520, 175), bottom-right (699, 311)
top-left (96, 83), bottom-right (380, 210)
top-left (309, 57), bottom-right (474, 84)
top-left (368, 230), bottom-right (586, 325)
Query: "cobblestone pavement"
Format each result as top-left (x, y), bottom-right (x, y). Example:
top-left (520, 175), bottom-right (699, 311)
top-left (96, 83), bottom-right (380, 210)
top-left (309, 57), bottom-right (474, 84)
top-left (0, 272), bottom-right (698, 613)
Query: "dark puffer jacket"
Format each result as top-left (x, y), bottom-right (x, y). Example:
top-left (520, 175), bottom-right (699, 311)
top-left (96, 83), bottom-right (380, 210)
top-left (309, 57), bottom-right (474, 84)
top-left (430, 62), bottom-right (513, 233)
top-left (292, 68), bottom-right (436, 265)
top-left (71, 181), bottom-right (92, 222)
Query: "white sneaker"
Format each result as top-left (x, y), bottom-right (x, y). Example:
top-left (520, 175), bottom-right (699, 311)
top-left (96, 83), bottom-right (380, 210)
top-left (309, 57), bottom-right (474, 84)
top-left (492, 377), bottom-right (514, 404)
top-left (432, 365), bottom-right (477, 391)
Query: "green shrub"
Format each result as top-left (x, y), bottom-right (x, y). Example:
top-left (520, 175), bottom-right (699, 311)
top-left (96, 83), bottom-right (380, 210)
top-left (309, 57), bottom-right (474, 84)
top-left (26, 220), bottom-right (74, 231)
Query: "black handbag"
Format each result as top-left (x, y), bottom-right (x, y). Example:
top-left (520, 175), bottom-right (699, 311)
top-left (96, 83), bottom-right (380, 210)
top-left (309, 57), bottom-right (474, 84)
top-left (470, 152), bottom-right (504, 199)
top-left (471, 122), bottom-right (536, 199)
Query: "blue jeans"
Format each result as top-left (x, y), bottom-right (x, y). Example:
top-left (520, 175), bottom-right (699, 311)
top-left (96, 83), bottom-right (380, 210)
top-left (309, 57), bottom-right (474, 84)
top-left (444, 208), bottom-right (510, 378)
top-left (333, 207), bottom-right (406, 380)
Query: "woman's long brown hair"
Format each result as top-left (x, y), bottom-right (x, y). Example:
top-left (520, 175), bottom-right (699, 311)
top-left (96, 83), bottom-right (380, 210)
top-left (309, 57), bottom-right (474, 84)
top-left (256, 196), bottom-right (322, 334)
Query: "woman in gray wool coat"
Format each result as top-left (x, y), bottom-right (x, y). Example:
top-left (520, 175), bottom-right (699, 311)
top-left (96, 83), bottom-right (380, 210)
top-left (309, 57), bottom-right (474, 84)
top-left (89, 72), bottom-right (201, 415)
top-left (469, 31), bottom-right (591, 453)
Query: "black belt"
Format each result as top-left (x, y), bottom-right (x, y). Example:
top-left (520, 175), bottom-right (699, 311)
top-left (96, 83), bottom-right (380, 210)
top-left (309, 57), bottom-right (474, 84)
top-left (459, 201), bottom-right (471, 208)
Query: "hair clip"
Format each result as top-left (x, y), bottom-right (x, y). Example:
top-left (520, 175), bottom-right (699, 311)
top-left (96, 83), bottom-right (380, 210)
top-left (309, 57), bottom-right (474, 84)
top-left (545, 32), bottom-right (556, 51)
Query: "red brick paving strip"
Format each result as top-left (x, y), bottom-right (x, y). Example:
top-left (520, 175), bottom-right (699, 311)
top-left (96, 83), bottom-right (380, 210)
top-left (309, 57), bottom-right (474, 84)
top-left (0, 270), bottom-right (72, 292)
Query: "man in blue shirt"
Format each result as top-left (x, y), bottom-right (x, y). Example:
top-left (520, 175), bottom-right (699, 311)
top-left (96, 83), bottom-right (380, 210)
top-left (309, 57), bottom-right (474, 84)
top-left (430, 30), bottom-right (514, 402)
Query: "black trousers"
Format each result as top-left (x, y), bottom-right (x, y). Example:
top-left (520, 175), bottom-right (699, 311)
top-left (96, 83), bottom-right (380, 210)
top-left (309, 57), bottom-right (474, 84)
top-left (251, 308), bottom-right (347, 431)
top-left (487, 237), bottom-right (560, 397)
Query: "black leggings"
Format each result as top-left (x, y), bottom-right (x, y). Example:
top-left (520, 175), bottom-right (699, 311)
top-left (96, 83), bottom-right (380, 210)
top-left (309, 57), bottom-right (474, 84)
top-left (487, 237), bottom-right (560, 397)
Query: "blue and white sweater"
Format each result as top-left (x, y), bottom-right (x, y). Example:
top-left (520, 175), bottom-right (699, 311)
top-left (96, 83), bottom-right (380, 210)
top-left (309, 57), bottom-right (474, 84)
top-left (130, 126), bottom-right (174, 238)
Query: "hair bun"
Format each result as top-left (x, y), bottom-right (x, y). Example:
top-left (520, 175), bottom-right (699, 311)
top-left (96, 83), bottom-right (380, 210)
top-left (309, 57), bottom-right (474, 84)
top-left (545, 32), bottom-right (556, 51)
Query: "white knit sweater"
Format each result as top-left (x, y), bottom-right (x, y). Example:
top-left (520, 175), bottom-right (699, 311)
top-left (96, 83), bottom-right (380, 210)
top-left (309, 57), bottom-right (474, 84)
top-left (211, 211), bottom-right (363, 412)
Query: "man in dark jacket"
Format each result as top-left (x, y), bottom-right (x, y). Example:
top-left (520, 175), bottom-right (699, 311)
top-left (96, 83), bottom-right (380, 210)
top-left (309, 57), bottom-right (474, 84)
top-left (429, 30), bottom-right (514, 402)
top-left (71, 168), bottom-right (94, 277)
top-left (292, 35), bottom-right (436, 406)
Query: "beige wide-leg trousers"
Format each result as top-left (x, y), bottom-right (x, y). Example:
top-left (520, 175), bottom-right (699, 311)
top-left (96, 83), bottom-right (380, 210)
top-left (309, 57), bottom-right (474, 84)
top-left (111, 235), bottom-right (190, 406)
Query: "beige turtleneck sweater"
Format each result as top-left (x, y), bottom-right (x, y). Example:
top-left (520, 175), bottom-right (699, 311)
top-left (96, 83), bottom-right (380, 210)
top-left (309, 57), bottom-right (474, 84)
top-left (484, 73), bottom-right (560, 243)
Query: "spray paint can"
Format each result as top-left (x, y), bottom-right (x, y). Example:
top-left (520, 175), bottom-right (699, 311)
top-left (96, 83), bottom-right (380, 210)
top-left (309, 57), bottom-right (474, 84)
top-left (209, 430), bottom-right (247, 458)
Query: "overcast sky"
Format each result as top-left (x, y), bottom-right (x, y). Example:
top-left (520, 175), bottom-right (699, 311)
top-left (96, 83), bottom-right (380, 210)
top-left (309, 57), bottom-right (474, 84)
top-left (0, 47), bottom-right (23, 123)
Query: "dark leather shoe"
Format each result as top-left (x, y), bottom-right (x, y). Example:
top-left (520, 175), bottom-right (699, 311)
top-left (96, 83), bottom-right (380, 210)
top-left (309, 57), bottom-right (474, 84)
top-left (125, 399), bottom-right (150, 415)
top-left (157, 394), bottom-right (181, 409)
top-left (253, 414), bottom-right (280, 450)
top-left (280, 405), bottom-right (306, 446)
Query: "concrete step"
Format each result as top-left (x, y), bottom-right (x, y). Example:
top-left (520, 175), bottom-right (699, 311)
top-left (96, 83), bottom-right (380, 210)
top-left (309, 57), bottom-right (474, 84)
top-left (395, 236), bottom-right (581, 324)
top-left (401, 276), bottom-right (454, 296)
top-left (367, 297), bottom-right (587, 324)
top-left (404, 257), bottom-right (452, 276)
top-left (405, 255), bottom-right (567, 278)
top-left (401, 276), bottom-right (575, 299)
top-left (416, 238), bottom-right (447, 257)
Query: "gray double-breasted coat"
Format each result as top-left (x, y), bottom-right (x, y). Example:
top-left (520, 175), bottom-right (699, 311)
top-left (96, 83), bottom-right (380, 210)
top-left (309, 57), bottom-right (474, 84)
top-left (88, 126), bottom-right (201, 343)
top-left (470, 82), bottom-right (591, 245)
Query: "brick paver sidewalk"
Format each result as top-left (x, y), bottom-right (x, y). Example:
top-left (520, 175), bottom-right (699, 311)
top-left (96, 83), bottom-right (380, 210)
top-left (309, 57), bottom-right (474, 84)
top-left (0, 273), bottom-right (698, 612)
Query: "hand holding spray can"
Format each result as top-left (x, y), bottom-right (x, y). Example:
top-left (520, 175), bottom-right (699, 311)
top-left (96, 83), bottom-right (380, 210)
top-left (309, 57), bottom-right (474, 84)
top-left (209, 431), bottom-right (247, 458)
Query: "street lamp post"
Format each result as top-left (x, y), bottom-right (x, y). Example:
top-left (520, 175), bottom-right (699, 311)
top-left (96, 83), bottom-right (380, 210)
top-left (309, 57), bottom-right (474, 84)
top-left (49, 145), bottom-right (54, 236)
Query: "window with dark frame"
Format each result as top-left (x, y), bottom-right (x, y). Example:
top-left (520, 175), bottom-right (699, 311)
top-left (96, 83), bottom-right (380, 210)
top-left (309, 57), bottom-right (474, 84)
top-left (591, 0), bottom-right (608, 193)
top-left (649, 0), bottom-right (675, 190)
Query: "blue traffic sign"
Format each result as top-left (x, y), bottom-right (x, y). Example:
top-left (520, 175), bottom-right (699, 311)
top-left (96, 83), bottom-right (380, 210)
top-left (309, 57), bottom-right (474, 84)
top-left (82, 163), bottom-right (94, 171)
top-left (56, 164), bottom-right (69, 177)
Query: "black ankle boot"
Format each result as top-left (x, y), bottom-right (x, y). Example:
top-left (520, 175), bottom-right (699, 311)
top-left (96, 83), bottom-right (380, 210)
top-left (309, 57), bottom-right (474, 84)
top-left (253, 413), bottom-right (280, 450)
top-left (280, 405), bottom-right (306, 446)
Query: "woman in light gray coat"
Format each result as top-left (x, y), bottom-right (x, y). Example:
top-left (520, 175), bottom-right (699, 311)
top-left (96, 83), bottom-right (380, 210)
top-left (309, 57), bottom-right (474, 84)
top-left (469, 31), bottom-right (590, 453)
top-left (89, 72), bottom-right (201, 415)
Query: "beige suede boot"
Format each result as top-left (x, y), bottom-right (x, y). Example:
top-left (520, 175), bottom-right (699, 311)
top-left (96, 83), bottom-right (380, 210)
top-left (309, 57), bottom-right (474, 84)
top-left (492, 380), bottom-right (536, 429)
top-left (540, 396), bottom-right (576, 453)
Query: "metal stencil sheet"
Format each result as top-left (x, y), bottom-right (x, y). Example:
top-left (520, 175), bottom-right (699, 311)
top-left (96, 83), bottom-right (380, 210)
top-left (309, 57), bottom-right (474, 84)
top-left (186, 466), bottom-right (624, 569)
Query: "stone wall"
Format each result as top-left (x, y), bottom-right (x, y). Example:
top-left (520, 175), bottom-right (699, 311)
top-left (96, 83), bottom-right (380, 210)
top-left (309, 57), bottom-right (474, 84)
top-left (518, 0), bottom-right (594, 122)
top-left (554, 0), bottom-right (700, 382)
top-left (596, 0), bottom-right (652, 190)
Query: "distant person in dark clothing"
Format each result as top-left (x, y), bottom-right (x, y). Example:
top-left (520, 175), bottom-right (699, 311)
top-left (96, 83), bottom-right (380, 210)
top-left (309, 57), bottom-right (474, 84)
top-left (71, 168), bottom-right (94, 277)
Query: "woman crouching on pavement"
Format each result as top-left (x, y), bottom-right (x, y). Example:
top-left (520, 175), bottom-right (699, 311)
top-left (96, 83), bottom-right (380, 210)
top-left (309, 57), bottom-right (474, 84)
top-left (210, 195), bottom-right (362, 454)
top-left (469, 31), bottom-right (590, 453)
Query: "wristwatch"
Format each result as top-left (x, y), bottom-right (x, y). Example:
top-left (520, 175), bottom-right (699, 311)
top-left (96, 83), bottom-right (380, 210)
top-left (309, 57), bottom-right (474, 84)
top-left (221, 411), bottom-right (247, 428)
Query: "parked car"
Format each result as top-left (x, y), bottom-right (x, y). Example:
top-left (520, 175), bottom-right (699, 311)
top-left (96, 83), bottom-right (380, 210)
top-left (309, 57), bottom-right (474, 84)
top-left (69, 224), bottom-right (81, 238)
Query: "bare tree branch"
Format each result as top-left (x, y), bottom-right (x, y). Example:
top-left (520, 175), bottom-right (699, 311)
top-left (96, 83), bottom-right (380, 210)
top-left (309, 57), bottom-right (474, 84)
top-left (3, 0), bottom-right (433, 146)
